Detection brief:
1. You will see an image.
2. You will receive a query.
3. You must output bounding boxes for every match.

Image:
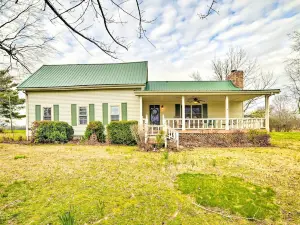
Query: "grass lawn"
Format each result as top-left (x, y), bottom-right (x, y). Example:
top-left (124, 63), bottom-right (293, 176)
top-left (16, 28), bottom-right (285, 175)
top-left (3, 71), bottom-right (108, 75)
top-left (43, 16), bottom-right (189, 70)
top-left (0, 132), bottom-right (300, 224)
top-left (0, 130), bottom-right (26, 142)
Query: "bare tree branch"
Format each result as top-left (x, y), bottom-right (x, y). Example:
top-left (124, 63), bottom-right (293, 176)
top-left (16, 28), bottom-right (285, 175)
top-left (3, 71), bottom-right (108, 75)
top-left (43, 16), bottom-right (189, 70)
top-left (198, 0), bottom-right (219, 19)
top-left (189, 71), bottom-right (202, 81)
top-left (211, 46), bottom-right (276, 112)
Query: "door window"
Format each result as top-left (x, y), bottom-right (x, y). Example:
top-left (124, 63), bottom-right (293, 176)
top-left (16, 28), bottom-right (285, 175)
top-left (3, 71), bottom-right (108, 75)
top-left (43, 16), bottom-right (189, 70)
top-left (150, 105), bottom-right (160, 125)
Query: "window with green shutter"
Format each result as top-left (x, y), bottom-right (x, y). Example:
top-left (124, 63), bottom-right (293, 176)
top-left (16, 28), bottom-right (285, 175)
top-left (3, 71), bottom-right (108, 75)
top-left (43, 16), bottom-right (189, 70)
top-left (102, 103), bottom-right (108, 125)
top-left (54, 105), bottom-right (59, 121)
top-left (89, 104), bottom-right (95, 122)
top-left (121, 103), bottom-right (127, 121)
top-left (71, 104), bottom-right (77, 126)
top-left (35, 105), bottom-right (41, 121)
top-left (203, 104), bottom-right (208, 118)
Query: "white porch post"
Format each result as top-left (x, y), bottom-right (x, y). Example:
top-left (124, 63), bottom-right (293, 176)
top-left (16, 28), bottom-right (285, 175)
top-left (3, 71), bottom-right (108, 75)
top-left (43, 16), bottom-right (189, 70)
top-left (182, 96), bottom-right (185, 130)
top-left (25, 92), bottom-right (29, 141)
top-left (139, 96), bottom-right (143, 125)
top-left (265, 95), bottom-right (270, 132)
top-left (225, 96), bottom-right (229, 130)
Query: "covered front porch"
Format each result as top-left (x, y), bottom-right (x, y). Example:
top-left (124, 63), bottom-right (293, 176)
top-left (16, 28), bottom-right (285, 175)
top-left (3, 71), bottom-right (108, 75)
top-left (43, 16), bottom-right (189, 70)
top-left (137, 94), bottom-right (271, 132)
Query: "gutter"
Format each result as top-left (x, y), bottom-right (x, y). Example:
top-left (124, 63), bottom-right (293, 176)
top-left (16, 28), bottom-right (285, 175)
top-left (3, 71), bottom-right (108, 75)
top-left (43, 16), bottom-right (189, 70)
top-left (18, 84), bottom-right (146, 91)
top-left (134, 89), bottom-right (281, 96)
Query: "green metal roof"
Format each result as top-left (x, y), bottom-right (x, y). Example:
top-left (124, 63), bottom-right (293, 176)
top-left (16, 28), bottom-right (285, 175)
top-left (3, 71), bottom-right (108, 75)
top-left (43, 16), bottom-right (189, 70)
top-left (17, 61), bottom-right (148, 89)
top-left (144, 81), bottom-right (241, 91)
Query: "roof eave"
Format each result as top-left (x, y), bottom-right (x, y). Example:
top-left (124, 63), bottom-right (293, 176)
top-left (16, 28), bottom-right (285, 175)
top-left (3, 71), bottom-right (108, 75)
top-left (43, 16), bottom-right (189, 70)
top-left (18, 84), bottom-right (146, 91)
top-left (134, 89), bottom-right (281, 96)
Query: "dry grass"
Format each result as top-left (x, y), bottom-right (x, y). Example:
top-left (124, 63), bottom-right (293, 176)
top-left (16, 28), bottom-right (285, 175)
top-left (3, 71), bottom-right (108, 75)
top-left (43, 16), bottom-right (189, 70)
top-left (0, 132), bottom-right (299, 224)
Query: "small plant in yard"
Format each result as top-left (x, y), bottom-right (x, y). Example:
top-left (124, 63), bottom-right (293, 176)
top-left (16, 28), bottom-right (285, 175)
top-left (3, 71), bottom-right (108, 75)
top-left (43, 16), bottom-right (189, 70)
top-left (211, 159), bottom-right (216, 167)
top-left (14, 155), bottom-right (26, 160)
top-left (176, 173), bottom-right (280, 220)
top-left (155, 130), bottom-right (165, 149)
top-left (162, 151), bottom-right (169, 160)
top-left (59, 211), bottom-right (75, 225)
top-left (84, 121), bottom-right (105, 143)
top-left (96, 200), bottom-right (105, 218)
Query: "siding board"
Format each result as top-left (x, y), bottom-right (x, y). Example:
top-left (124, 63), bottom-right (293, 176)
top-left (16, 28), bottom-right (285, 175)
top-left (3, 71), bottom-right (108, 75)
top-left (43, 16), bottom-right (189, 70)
top-left (27, 89), bottom-right (140, 135)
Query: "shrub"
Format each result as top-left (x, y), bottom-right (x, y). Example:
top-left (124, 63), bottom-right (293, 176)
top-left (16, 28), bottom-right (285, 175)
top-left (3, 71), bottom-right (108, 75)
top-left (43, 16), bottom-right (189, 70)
top-left (0, 127), bottom-right (4, 133)
top-left (84, 121), bottom-right (105, 142)
top-left (247, 129), bottom-right (270, 146)
top-left (130, 124), bottom-right (153, 151)
top-left (31, 121), bottom-right (74, 143)
top-left (107, 121), bottom-right (138, 145)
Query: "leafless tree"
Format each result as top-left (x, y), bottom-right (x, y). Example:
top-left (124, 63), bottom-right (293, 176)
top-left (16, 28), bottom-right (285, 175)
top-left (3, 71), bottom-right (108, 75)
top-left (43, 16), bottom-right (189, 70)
top-left (189, 71), bottom-right (202, 81)
top-left (1, 0), bottom-right (218, 73)
top-left (286, 31), bottom-right (300, 112)
top-left (0, 0), bottom-right (55, 74)
top-left (211, 46), bottom-right (276, 112)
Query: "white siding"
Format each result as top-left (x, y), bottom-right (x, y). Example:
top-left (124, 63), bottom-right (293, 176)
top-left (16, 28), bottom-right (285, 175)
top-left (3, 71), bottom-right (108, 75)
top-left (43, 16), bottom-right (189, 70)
top-left (27, 89), bottom-right (140, 136)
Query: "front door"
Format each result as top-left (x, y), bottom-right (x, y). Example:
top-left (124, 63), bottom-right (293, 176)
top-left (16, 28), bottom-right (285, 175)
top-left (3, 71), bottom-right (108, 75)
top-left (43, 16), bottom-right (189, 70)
top-left (149, 105), bottom-right (160, 125)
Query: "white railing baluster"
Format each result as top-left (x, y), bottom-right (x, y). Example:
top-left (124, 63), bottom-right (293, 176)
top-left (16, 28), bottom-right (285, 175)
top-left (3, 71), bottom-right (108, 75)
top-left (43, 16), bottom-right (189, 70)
top-left (163, 117), bottom-right (266, 131)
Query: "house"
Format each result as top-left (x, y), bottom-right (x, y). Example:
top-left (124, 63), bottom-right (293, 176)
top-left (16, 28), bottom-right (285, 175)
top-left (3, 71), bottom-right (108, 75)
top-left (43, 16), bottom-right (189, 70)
top-left (17, 61), bottom-right (280, 144)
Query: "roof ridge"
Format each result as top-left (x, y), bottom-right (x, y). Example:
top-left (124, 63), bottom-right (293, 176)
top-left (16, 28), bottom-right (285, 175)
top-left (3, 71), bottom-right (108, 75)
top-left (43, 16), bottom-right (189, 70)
top-left (42, 61), bottom-right (148, 66)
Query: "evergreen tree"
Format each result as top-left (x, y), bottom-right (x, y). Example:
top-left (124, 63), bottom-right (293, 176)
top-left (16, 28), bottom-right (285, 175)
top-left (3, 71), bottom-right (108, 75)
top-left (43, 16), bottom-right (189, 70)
top-left (0, 70), bottom-right (25, 131)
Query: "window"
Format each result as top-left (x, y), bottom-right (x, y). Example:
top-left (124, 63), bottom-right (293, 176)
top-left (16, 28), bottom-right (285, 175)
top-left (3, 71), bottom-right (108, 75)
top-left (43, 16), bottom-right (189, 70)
top-left (79, 107), bottom-right (87, 125)
top-left (185, 105), bottom-right (191, 118)
top-left (185, 105), bottom-right (202, 118)
top-left (192, 105), bottom-right (202, 118)
top-left (111, 105), bottom-right (120, 121)
top-left (43, 107), bottom-right (51, 120)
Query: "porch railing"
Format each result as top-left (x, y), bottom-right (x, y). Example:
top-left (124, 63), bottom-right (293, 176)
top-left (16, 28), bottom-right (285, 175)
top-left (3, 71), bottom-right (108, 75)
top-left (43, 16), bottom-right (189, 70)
top-left (165, 118), bottom-right (266, 130)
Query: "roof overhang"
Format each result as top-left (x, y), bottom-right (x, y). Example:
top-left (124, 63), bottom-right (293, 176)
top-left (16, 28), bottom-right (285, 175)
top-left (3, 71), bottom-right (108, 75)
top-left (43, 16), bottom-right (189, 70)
top-left (134, 89), bottom-right (280, 96)
top-left (18, 84), bottom-right (145, 91)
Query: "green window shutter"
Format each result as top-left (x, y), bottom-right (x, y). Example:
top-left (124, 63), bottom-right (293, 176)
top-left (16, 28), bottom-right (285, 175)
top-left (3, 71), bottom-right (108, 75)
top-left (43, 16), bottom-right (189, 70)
top-left (71, 104), bottom-right (77, 126)
top-left (203, 104), bottom-right (208, 118)
top-left (175, 104), bottom-right (181, 117)
top-left (89, 104), bottom-right (95, 122)
top-left (121, 103), bottom-right (127, 121)
top-left (102, 103), bottom-right (108, 125)
top-left (54, 105), bottom-right (59, 121)
top-left (35, 105), bottom-right (41, 121)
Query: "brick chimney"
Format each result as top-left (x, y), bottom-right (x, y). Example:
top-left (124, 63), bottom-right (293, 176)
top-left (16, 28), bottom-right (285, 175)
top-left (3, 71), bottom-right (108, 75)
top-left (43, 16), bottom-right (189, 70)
top-left (227, 70), bottom-right (244, 89)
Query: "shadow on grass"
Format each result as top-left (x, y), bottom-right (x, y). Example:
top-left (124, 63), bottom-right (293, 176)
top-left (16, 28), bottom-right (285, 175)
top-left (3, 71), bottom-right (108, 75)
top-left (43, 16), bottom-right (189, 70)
top-left (176, 173), bottom-right (280, 221)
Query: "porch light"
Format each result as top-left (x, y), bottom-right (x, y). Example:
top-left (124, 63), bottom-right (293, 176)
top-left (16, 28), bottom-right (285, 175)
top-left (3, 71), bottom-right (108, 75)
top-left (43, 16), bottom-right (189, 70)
top-left (161, 105), bottom-right (164, 109)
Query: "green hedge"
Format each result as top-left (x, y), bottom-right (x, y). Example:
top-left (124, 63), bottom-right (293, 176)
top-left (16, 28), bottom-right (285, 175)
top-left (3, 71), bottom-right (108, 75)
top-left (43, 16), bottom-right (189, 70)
top-left (107, 120), bottom-right (138, 145)
top-left (84, 121), bottom-right (105, 142)
top-left (32, 121), bottom-right (74, 143)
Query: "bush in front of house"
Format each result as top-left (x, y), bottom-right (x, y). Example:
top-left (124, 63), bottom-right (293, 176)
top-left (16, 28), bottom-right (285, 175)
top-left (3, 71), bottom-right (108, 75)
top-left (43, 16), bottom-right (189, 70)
top-left (247, 129), bottom-right (270, 146)
top-left (107, 120), bottom-right (138, 145)
top-left (32, 121), bottom-right (74, 143)
top-left (84, 121), bottom-right (105, 142)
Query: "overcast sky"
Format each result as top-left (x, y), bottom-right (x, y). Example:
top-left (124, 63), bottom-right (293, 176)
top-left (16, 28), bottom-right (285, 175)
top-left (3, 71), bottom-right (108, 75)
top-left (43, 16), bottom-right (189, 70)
top-left (36, 0), bottom-right (299, 88)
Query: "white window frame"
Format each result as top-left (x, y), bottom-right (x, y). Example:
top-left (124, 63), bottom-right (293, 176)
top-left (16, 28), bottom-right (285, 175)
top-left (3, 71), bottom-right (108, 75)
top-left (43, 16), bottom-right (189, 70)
top-left (42, 105), bottom-right (53, 121)
top-left (109, 104), bottom-right (122, 122)
top-left (78, 105), bottom-right (88, 125)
